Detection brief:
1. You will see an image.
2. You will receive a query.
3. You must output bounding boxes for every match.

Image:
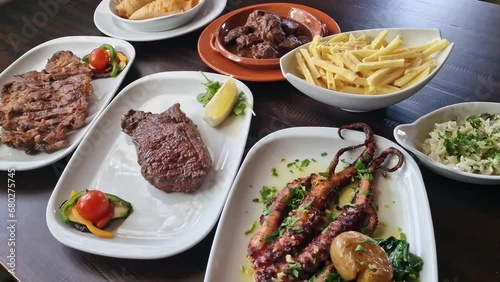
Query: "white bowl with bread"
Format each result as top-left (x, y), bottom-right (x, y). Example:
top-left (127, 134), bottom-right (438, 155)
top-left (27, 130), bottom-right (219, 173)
top-left (280, 28), bottom-right (454, 112)
top-left (109, 0), bottom-right (206, 32)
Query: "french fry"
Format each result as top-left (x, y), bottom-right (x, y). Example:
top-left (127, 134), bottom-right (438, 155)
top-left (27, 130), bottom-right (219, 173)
top-left (338, 54), bottom-right (358, 72)
top-left (366, 67), bottom-right (396, 86)
top-left (293, 30), bottom-right (450, 95)
top-left (296, 52), bottom-right (315, 85)
top-left (334, 74), bottom-right (369, 86)
top-left (325, 53), bottom-right (344, 67)
top-left (363, 35), bottom-right (404, 62)
top-left (422, 39), bottom-right (450, 57)
top-left (402, 67), bottom-right (431, 89)
top-left (407, 39), bottom-right (440, 52)
top-left (356, 59), bottom-right (405, 71)
top-left (370, 30), bottom-right (389, 49)
top-left (376, 85), bottom-right (401, 94)
top-left (379, 50), bottom-right (419, 61)
top-left (327, 33), bottom-right (348, 43)
top-left (299, 49), bottom-right (321, 78)
top-left (312, 57), bottom-right (358, 81)
top-left (326, 71), bottom-right (336, 90)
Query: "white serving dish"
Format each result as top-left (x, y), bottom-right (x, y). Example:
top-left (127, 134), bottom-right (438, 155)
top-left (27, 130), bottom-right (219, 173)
top-left (0, 36), bottom-right (135, 171)
top-left (109, 0), bottom-right (206, 32)
top-left (280, 28), bottom-right (454, 112)
top-left (394, 101), bottom-right (500, 185)
top-left (205, 126), bottom-right (437, 282)
top-left (46, 71), bottom-right (254, 259)
top-left (94, 0), bottom-right (226, 41)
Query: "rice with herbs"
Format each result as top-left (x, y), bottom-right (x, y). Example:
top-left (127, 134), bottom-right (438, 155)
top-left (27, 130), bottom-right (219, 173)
top-left (422, 113), bottom-right (500, 175)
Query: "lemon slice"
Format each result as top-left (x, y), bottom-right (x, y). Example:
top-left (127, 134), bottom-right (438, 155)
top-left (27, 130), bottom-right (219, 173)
top-left (203, 76), bottom-right (239, 127)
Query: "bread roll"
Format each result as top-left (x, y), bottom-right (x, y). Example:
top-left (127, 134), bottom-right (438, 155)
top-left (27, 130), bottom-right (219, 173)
top-left (129, 0), bottom-right (195, 20)
top-left (115, 0), bottom-right (155, 18)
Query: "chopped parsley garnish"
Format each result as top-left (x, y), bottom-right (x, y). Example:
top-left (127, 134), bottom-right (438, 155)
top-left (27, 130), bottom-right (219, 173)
top-left (271, 167), bottom-right (279, 177)
top-left (244, 221), bottom-right (257, 235)
top-left (321, 152), bottom-right (328, 157)
top-left (325, 210), bottom-right (338, 221)
top-left (283, 263), bottom-right (302, 278)
top-left (285, 185), bottom-right (310, 209)
top-left (354, 160), bottom-right (371, 180)
top-left (319, 172), bottom-right (330, 178)
top-left (321, 225), bottom-right (330, 234)
top-left (259, 186), bottom-right (277, 205)
top-left (286, 158), bottom-right (316, 172)
top-left (355, 244), bottom-right (366, 252)
top-left (280, 216), bottom-right (303, 233)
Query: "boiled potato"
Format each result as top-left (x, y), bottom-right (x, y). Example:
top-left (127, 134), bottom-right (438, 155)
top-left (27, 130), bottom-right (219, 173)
top-left (330, 231), bottom-right (393, 282)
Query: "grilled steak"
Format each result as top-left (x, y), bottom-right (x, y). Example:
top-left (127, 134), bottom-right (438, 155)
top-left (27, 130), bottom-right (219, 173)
top-left (121, 103), bottom-right (212, 193)
top-left (0, 51), bottom-right (93, 154)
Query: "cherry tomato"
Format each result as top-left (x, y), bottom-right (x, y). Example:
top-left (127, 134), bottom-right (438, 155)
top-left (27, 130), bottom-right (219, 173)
top-left (89, 48), bottom-right (110, 71)
top-left (76, 190), bottom-right (110, 222)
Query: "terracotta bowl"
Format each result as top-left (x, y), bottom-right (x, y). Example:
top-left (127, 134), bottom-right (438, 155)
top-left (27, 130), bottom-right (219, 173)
top-left (210, 3), bottom-right (328, 70)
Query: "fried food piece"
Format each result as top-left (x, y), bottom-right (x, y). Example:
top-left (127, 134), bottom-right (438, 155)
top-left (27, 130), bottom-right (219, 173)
top-left (115, 0), bottom-right (155, 18)
top-left (129, 0), bottom-right (195, 20)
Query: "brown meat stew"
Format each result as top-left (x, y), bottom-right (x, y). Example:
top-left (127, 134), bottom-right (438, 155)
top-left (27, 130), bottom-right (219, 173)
top-left (223, 10), bottom-right (312, 59)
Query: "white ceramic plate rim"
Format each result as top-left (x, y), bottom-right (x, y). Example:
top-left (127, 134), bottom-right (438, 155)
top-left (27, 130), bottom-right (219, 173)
top-left (46, 71), bottom-right (253, 259)
top-left (394, 101), bottom-right (500, 184)
top-left (205, 126), bottom-right (437, 282)
top-left (94, 0), bottom-right (227, 41)
top-left (0, 36), bottom-right (135, 171)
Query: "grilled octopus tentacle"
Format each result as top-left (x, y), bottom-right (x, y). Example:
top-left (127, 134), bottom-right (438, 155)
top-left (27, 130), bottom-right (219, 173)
top-left (252, 143), bottom-right (368, 268)
top-left (352, 146), bottom-right (405, 207)
top-left (264, 148), bottom-right (405, 281)
top-left (327, 122), bottom-right (375, 175)
top-left (255, 204), bottom-right (375, 281)
top-left (255, 127), bottom-right (376, 267)
top-left (248, 176), bottom-right (311, 262)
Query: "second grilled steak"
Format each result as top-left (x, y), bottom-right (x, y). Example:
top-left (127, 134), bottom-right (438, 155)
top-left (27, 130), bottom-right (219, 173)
top-left (0, 51), bottom-right (93, 154)
top-left (121, 103), bottom-right (212, 193)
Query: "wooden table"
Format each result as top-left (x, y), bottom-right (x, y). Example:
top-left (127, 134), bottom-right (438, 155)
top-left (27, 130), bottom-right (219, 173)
top-left (1, 0), bottom-right (499, 281)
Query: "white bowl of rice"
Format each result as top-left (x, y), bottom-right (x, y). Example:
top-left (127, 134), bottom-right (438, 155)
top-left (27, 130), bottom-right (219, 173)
top-left (394, 102), bottom-right (500, 185)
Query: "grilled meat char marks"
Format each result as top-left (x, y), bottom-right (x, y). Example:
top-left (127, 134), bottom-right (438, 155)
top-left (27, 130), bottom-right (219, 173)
top-left (121, 103), bottom-right (212, 193)
top-left (0, 51), bottom-right (93, 154)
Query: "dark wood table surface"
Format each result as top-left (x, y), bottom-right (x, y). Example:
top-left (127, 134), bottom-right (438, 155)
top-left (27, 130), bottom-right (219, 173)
top-left (1, 0), bottom-right (499, 281)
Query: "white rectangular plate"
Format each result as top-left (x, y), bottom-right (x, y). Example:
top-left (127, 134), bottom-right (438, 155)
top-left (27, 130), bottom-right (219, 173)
top-left (205, 127), bottom-right (437, 282)
top-left (0, 36), bottom-right (136, 170)
top-left (46, 71), bottom-right (253, 259)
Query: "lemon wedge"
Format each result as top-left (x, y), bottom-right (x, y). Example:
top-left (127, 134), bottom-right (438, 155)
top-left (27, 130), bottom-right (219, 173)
top-left (203, 76), bottom-right (239, 127)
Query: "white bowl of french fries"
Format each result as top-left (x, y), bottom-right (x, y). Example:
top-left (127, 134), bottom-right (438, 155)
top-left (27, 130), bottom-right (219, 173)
top-left (280, 28), bottom-right (454, 112)
top-left (109, 0), bottom-right (206, 32)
